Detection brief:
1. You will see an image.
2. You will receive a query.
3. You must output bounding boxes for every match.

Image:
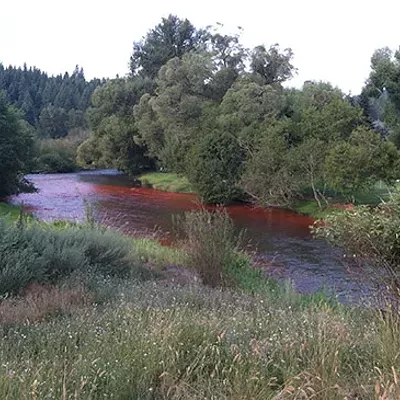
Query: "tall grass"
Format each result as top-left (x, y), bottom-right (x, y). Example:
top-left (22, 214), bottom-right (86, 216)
top-left (133, 237), bottom-right (187, 267)
top-left (0, 282), bottom-right (398, 399)
top-left (176, 207), bottom-right (243, 286)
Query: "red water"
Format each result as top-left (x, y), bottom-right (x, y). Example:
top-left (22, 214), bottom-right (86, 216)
top-left (9, 170), bottom-right (363, 300)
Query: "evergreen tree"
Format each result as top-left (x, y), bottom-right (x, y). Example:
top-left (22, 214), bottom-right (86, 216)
top-left (0, 63), bottom-right (101, 127)
top-left (0, 91), bottom-right (34, 196)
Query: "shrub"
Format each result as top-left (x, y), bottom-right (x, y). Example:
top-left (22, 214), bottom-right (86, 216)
top-left (176, 207), bottom-right (243, 286)
top-left (313, 192), bottom-right (400, 310)
top-left (0, 218), bottom-right (149, 296)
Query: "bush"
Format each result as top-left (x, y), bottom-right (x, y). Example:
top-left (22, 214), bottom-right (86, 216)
top-left (0, 218), bottom-right (149, 296)
top-left (176, 207), bottom-right (243, 286)
top-left (313, 192), bottom-right (400, 310)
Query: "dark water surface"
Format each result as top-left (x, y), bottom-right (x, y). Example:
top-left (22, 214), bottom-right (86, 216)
top-left (10, 170), bottom-right (366, 301)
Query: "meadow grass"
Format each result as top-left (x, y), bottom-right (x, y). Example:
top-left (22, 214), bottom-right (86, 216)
top-left (0, 282), bottom-right (399, 399)
top-left (1, 210), bottom-right (400, 398)
top-left (138, 172), bottom-right (193, 193)
top-left (133, 237), bottom-right (187, 267)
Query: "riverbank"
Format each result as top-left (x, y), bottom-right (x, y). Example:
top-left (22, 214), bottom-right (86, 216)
top-left (0, 202), bottom-right (25, 220)
top-left (138, 172), bottom-right (193, 193)
top-left (0, 214), bottom-right (399, 398)
top-left (138, 173), bottom-right (393, 219)
top-left (137, 173), bottom-right (343, 219)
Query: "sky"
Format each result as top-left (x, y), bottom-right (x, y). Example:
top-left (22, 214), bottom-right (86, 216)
top-left (1, 0), bottom-right (399, 94)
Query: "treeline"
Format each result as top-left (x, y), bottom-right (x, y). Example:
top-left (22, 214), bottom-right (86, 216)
top-left (0, 64), bottom-right (102, 138)
top-left (77, 15), bottom-right (400, 205)
top-left (0, 64), bottom-right (104, 178)
top-left (3, 15), bottom-right (400, 205)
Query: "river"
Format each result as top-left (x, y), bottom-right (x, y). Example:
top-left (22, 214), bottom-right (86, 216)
top-left (9, 170), bottom-right (366, 302)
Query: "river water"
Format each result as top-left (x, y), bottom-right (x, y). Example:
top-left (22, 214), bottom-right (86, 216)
top-left (9, 170), bottom-right (366, 301)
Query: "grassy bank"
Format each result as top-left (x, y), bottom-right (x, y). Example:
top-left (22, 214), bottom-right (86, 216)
top-left (138, 172), bottom-right (193, 193)
top-left (292, 199), bottom-right (334, 219)
top-left (0, 278), bottom-right (399, 399)
top-left (292, 182), bottom-right (393, 218)
top-left (0, 203), bottom-right (28, 222)
top-left (136, 174), bottom-right (392, 220)
top-left (1, 214), bottom-right (400, 398)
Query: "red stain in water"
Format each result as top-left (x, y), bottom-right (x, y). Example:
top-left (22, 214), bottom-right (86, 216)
top-left (11, 173), bottom-right (365, 298)
top-left (10, 173), bottom-right (314, 243)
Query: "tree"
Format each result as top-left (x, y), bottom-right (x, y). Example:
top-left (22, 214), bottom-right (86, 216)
top-left (134, 52), bottom-right (217, 172)
top-left (0, 92), bottom-right (35, 197)
top-left (83, 77), bottom-right (155, 174)
top-left (218, 79), bottom-right (285, 150)
top-left (250, 44), bottom-right (296, 85)
top-left (130, 15), bottom-right (209, 79)
top-left (188, 130), bottom-right (244, 204)
top-left (288, 82), bottom-right (364, 144)
top-left (363, 47), bottom-right (400, 147)
top-left (38, 106), bottom-right (69, 138)
top-left (0, 63), bottom-right (101, 129)
top-left (325, 127), bottom-right (400, 199)
top-left (240, 123), bottom-right (300, 206)
top-left (205, 28), bottom-right (247, 101)
top-left (291, 138), bottom-right (329, 207)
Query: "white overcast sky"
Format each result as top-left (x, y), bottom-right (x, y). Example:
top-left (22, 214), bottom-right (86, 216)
top-left (1, 0), bottom-right (399, 94)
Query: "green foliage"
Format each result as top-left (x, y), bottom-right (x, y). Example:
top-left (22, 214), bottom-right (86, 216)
top-left (0, 64), bottom-right (101, 126)
top-left (135, 52), bottom-right (217, 172)
top-left (36, 129), bottom-right (90, 173)
top-left (130, 14), bottom-right (209, 79)
top-left (218, 80), bottom-right (285, 151)
top-left (314, 192), bottom-right (400, 307)
top-left (224, 253), bottom-right (276, 293)
top-left (325, 127), bottom-right (400, 198)
top-left (188, 131), bottom-right (244, 203)
top-left (292, 199), bottom-right (336, 219)
top-left (363, 47), bottom-right (400, 145)
top-left (241, 124), bottom-right (300, 206)
top-left (0, 218), bottom-right (149, 296)
top-left (82, 78), bottom-right (155, 174)
top-left (38, 105), bottom-right (69, 138)
top-left (288, 82), bottom-right (364, 144)
top-left (250, 44), bottom-right (295, 85)
top-left (37, 139), bottom-right (76, 172)
top-left (82, 114), bottom-right (153, 174)
top-left (0, 92), bottom-right (35, 197)
top-left (132, 237), bottom-right (187, 268)
top-left (0, 203), bottom-right (25, 221)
